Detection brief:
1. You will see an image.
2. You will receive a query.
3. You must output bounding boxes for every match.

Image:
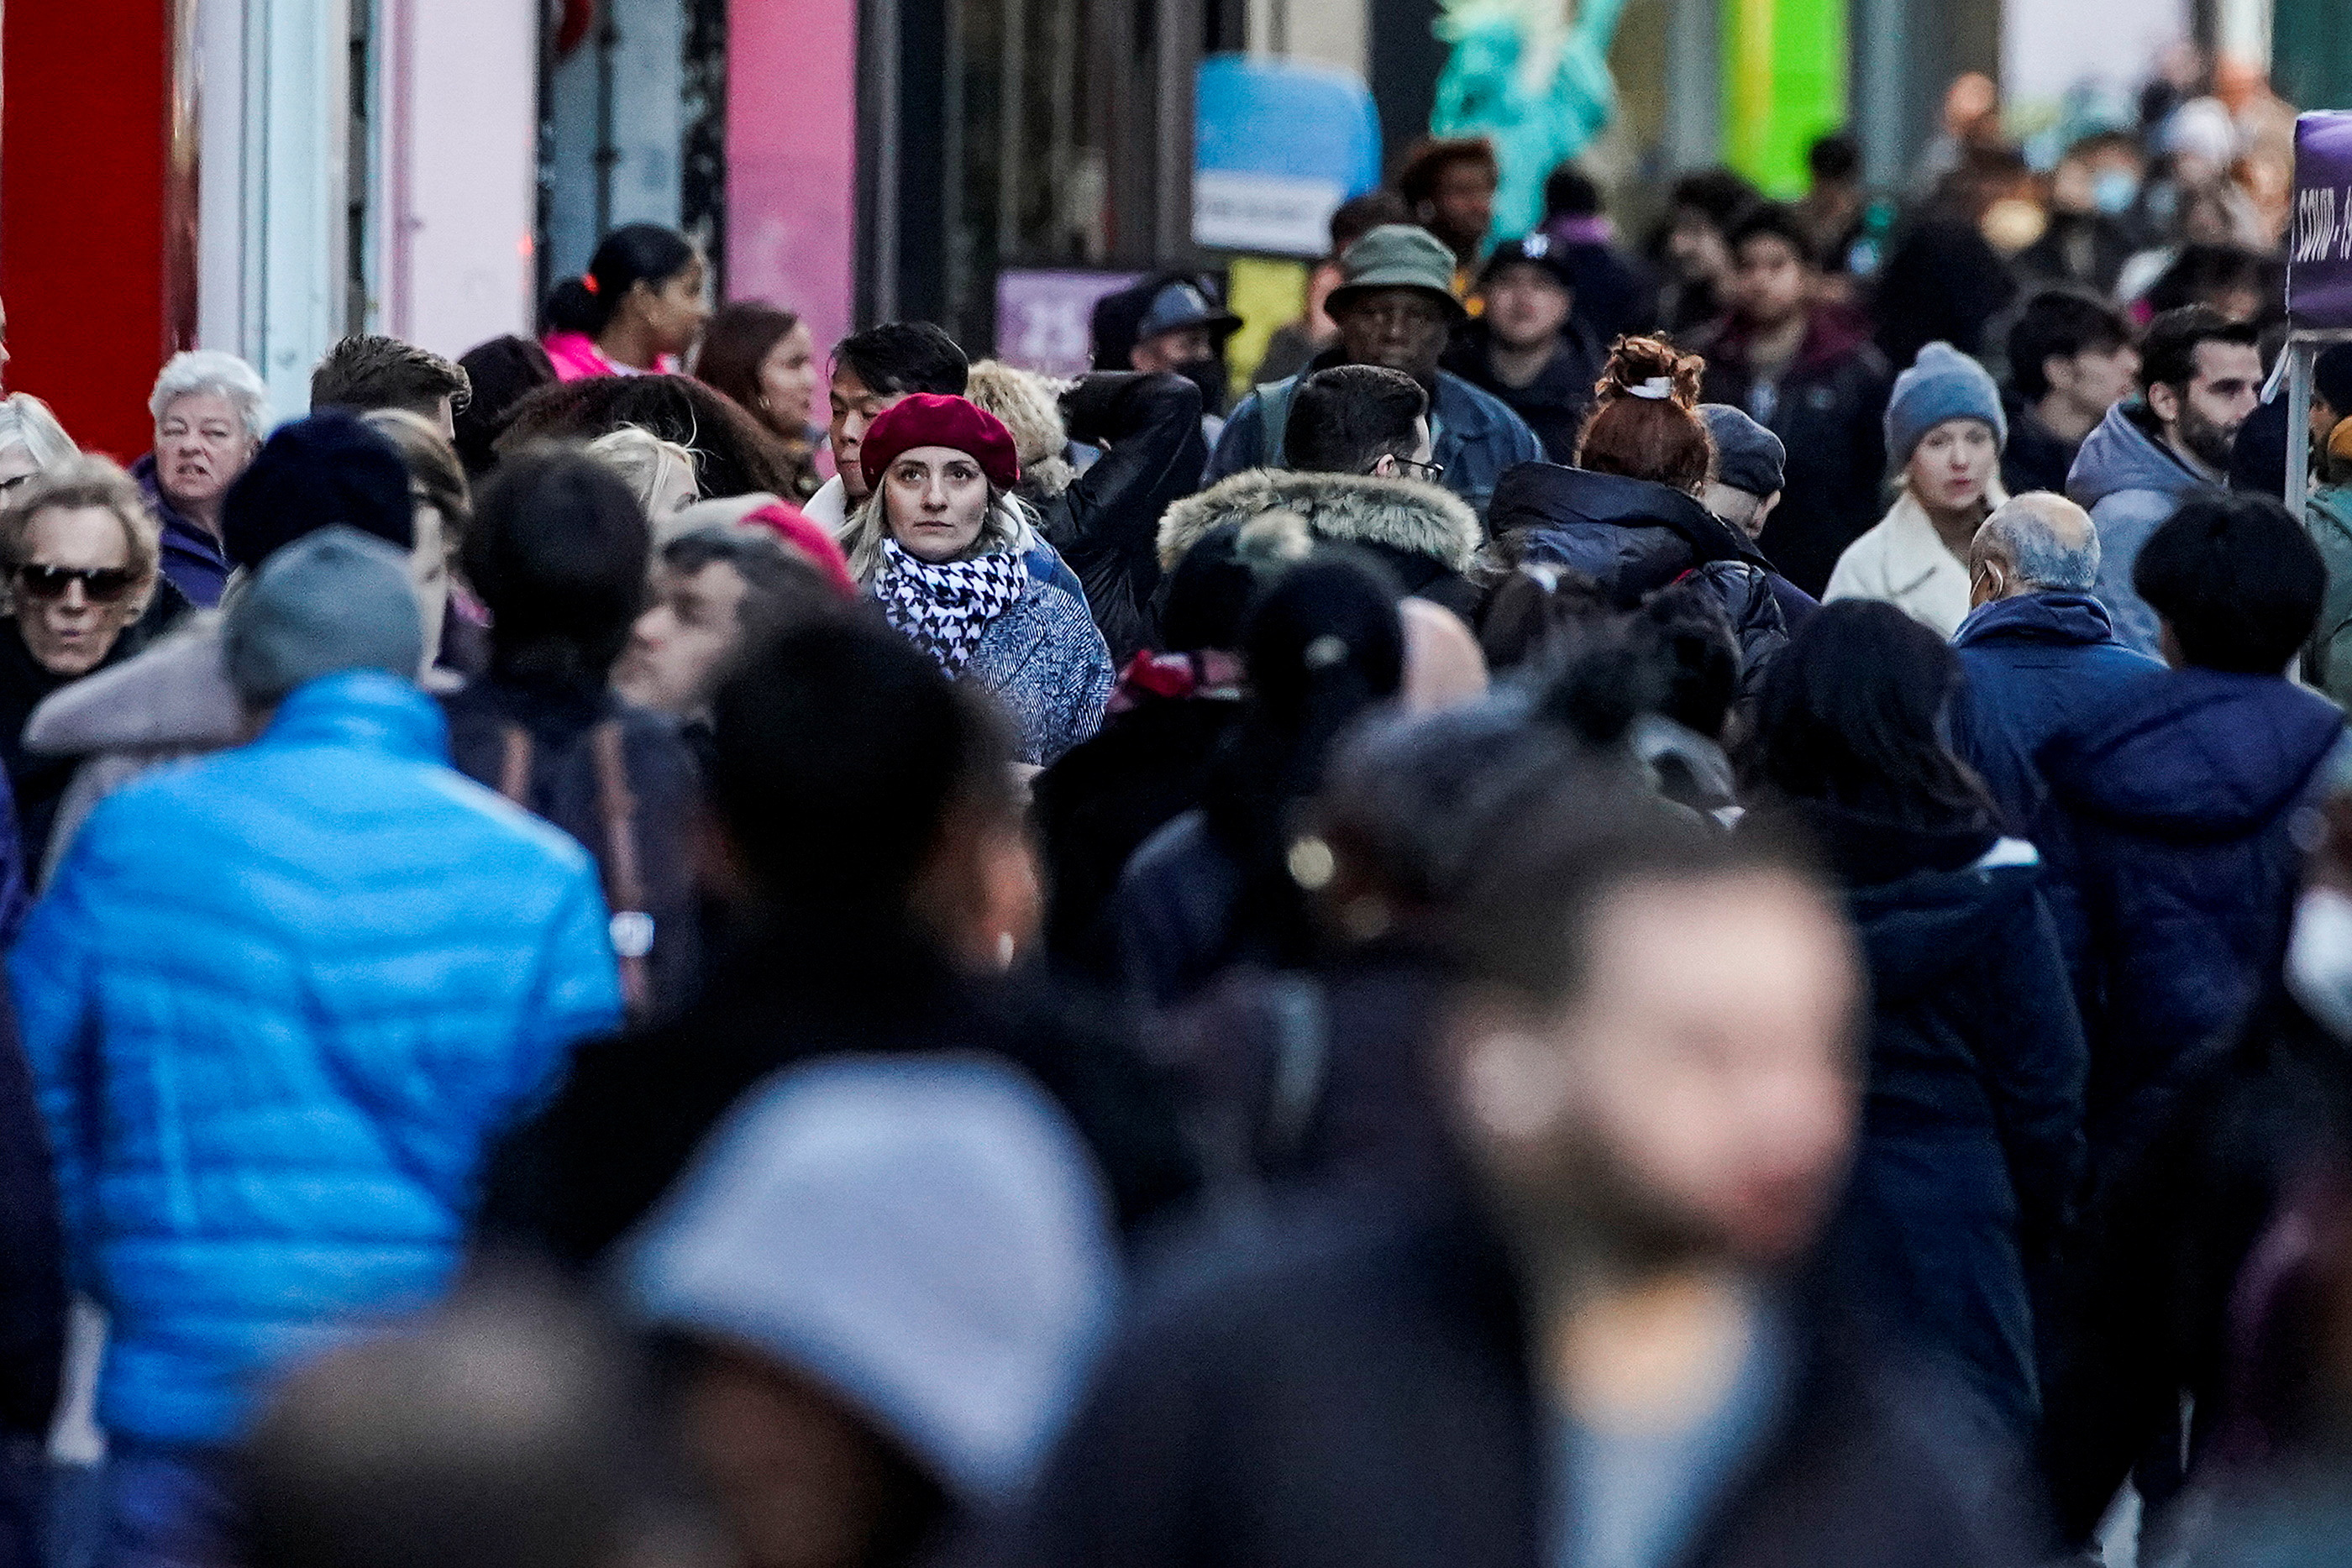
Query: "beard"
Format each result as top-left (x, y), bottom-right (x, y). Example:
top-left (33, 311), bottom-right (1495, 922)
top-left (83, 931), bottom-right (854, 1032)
top-left (2177, 401), bottom-right (2243, 471)
top-left (1482, 1132), bottom-right (1727, 1282)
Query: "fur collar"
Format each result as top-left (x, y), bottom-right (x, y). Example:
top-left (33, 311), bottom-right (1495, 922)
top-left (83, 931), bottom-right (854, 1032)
top-left (1157, 469), bottom-right (1482, 574)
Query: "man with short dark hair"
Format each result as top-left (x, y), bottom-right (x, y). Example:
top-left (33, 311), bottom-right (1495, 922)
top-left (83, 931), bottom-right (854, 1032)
top-left (309, 334), bottom-right (470, 439)
top-left (804, 323), bottom-right (969, 531)
top-left (1440, 237), bottom-right (1603, 462)
top-left (1210, 225), bottom-right (1542, 518)
top-left (1284, 364), bottom-right (1433, 479)
top-left (2002, 291), bottom-right (2139, 497)
top-left (1690, 202), bottom-right (1893, 599)
top-left (2066, 304), bottom-right (2262, 656)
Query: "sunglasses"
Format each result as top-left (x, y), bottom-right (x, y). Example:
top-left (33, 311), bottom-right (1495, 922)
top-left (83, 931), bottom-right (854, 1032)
top-left (13, 564), bottom-right (137, 603)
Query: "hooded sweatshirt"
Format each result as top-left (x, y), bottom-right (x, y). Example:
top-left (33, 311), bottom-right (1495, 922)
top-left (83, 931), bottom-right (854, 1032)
top-left (2041, 668), bottom-right (2346, 1165)
top-left (2066, 401), bottom-right (2217, 658)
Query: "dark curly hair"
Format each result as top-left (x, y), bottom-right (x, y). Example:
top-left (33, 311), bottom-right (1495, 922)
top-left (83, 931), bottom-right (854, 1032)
top-left (494, 374), bottom-right (798, 499)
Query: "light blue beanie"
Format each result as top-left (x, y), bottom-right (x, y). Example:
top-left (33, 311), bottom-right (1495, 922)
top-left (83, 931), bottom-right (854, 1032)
top-left (1884, 342), bottom-right (2007, 464)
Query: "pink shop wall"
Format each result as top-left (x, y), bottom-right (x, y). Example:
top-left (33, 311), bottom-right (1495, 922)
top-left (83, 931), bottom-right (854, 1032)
top-left (727, 0), bottom-right (858, 385)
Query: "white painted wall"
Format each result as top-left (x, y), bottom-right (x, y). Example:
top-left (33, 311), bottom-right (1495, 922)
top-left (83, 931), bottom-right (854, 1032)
top-left (194, 0), bottom-right (353, 418)
top-left (2002, 0), bottom-right (2188, 113)
top-left (379, 0), bottom-right (540, 354)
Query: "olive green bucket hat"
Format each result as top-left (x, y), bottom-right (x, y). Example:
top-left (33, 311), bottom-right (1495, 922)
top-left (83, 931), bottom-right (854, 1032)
top-left (1325, 224), bottom-right (1467, 321)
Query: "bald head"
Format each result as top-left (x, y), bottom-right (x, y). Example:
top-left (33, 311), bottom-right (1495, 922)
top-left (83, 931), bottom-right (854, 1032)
top-left (1970, 491), bottom-right (2101, 598)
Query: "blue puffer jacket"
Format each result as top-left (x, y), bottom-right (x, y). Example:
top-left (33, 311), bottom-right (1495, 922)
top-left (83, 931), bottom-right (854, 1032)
top-left (9, 672), bottom-right (622, 1447)
top-left (2040, 668), bottom-right (2345, 1172)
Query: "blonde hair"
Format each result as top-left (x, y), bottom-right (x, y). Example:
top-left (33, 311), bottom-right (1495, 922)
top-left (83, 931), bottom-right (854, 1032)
top-left (0, 394), bottom-right (79, 475)
top-left (0, 454), bottom-right (163, 616)
top-left (964, 359), bottom-right (1074, 498)
top-left (841, 482), bottom-right (1036, 585)
top-left (586, 424), bottom-right (699, 514)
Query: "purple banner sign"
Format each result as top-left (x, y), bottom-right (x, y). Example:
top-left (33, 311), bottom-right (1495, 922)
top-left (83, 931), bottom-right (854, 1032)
top-left (994, 270), bottom-right (1142, 380)
top-left (2290, 113), bottom-right (2352, 328)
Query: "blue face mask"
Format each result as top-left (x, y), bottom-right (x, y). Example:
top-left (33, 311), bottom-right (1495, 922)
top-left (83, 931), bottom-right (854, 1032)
top-left (2092, 170), bottom-right (2140, 216)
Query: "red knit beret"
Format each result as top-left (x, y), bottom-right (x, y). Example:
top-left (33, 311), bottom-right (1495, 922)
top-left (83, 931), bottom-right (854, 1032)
top-left (858, 393), bottom-right (1022, 491)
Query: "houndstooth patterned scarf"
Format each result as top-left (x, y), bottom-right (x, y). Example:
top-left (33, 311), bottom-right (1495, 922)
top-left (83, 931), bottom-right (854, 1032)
top-left (873, 539), bottom-right (1027, 675)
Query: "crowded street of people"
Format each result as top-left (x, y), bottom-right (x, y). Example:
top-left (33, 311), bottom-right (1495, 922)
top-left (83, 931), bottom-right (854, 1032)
top-left (3, 2), bottom-right (2352, 1564)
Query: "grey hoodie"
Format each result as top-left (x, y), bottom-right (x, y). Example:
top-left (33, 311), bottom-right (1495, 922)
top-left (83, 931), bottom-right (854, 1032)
top-left (2066, 400), bottom-right (2216, 657)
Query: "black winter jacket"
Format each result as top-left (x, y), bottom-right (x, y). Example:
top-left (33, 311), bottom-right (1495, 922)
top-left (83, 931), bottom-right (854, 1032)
top-left (1688, 312), bottom-right (1893, 598)
top-left (439, 677), bottom-right (705, 1023)
top-left (1033, 372), bottom-right (1209, 663)
top-left (995, 1188), bottom-right (2028, 1568)
top-left (1036, 671), bottom-right (1246, 982)
top-left (2040, 669), bottom-right (2344, 1175)
top-left (1779, 804), bottom-right (2088, 1441)
top-left (1486, 464), bottom-right (1814, 697)
top-left (476, 930), bottom-right (1200, 1260)
top-left (1440, 319), bottom-right (1605, 464)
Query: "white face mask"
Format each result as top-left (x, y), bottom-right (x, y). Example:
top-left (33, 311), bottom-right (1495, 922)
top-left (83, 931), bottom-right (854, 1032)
top-left (2287, 887), bottom-right (2352, 1041)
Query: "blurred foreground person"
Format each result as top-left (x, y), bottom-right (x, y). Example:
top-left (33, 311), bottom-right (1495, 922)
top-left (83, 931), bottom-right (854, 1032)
top-left (440, 448), bottom-right (702, 1022)
top-left (479, 616), bottom-right (1195, 1265)
top-left (451, 335), bottom-right (557, 480)
top-left (13, 530), bottom-right (622, 1568)
top-left (1111, 555), bottom-right (1404, 1007)
top-left (1746, 600), bottom-right (2086, 1445)
top-left (1000, 782), bottom-right (2027, 1568)
top-left (623, 1056), bottom-right (1118, 1568)
top-left (244, 1274), bottom-right (717, 1568)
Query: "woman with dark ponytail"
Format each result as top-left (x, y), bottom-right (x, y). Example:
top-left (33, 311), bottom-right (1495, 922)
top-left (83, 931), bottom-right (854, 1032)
top-left (542, 224), bottom-right (711, 382)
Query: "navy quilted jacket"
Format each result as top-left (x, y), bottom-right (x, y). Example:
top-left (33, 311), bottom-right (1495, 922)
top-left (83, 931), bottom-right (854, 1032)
top-left (2041, 668), bottom-right (2345, 1168)
top-left (9, 672), bottom-right (622, 1445)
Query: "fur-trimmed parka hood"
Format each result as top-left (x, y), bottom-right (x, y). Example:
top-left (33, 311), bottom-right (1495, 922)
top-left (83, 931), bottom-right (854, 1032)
top-left (1156, 469), bottom-right (1481, 576)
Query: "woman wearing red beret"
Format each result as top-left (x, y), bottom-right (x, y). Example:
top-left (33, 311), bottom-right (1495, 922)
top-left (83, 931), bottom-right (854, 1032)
top-left (841, 394), bottom-right (1112, 764)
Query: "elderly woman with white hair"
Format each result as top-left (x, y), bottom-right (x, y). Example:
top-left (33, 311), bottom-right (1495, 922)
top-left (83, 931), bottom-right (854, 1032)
top-left (134, 350), bottom-right (269, 607)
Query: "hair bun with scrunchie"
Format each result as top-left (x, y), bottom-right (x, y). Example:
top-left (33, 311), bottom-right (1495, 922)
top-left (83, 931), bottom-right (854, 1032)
top-left (1593, 335), bottom-right (1704, 412)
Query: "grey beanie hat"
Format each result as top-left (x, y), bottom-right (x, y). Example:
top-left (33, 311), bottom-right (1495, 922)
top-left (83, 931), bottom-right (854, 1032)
top-left (1884, 341), bottom-right (2007, 464)
top-left (1699, 404), bottom-right (1787, 496)
top-left (223, 525), bottom-right (424, 705)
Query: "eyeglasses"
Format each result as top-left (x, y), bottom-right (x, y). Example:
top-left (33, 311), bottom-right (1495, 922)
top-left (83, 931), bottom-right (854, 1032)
top-left (13, 564), bottom-right (136, 603)
top-left (1395, 457), bottom-right (1445, 482)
